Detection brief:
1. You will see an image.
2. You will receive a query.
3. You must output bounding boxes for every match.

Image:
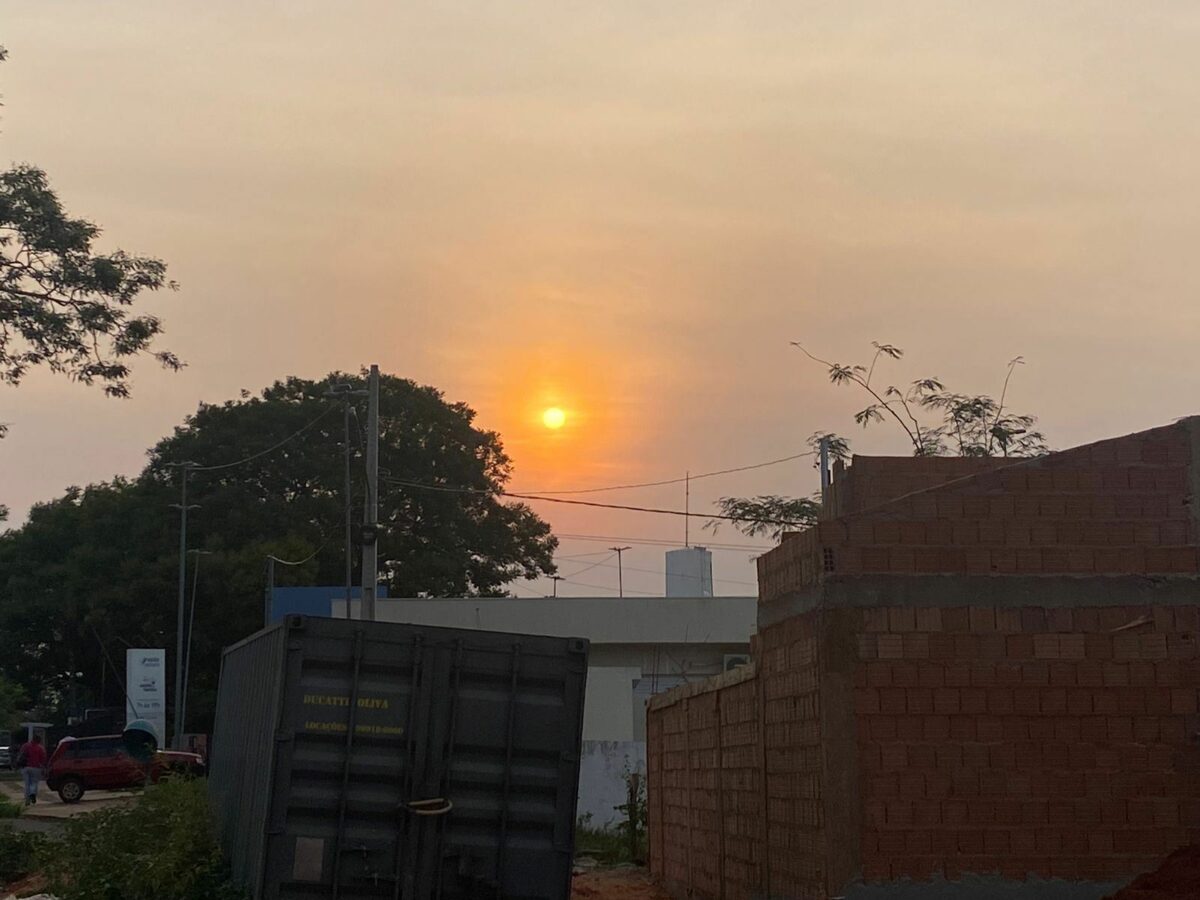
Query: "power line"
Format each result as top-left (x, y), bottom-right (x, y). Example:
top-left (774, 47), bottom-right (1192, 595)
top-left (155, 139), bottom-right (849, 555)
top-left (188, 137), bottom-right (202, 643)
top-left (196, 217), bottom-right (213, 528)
top-left (381, 477), bottom-right (810, 528)
top-left (507, 450), bottom-right (816, 495)
top-left (558, 553), bottom-right (617, 580)
top-left (190, 405), bottom-right (339, 472)
top-left (551, 554), bottom-right (757, 588)
top-left (553, 532), bottom-right (771, 552)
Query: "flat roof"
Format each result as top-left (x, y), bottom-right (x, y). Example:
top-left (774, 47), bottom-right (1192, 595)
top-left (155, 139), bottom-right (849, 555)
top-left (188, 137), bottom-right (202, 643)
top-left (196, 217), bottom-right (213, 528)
top-left (333, 596), bottom-right (756, 644)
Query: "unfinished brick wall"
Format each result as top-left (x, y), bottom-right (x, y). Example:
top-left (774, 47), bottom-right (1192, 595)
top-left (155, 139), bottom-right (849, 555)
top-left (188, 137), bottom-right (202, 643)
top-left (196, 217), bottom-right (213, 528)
top-left (647, 595), bottom-right (1200, 898)
top-left (648, 613), bottom-right (827, 900)
top-left (760, 423), bottom-right (1196, 598)
top-left (855, 601), bottom-right (1200, 885)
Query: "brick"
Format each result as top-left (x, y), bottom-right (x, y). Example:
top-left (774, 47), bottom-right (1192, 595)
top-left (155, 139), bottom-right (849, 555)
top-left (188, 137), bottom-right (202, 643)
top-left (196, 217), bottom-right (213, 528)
top-left (1086, 634), bottom-right (1113, 659)
top-left (878, 634), bottom-right (904, 659)
top-left (1049, 663), bottom-right (1075, 686)
top-left (941, 607), bottom-right (970, 632)
top-left (1022, 662), bottom-right (1049, 686)
top-left (907, 688), bottom-right (934, 714)
top-left (879, 687), bottom-right (906, 713)
top-left (960, 688), bottom-right (987, 714)
top-left (970, 607), bottom-right (996, 633)
top-left (1007, 634), bottom-right (1035, 659)
top-left (928, 633), bottom-right (956, 660)
top-left (896, 716), bottom-right (924, 742)
top-left (892, 662), bottom-right (920, 686)
top-left (987, 689), bottom-right (1015, 715)
top-left (867, 662), bottom-right (893, 686)
top-left (933, 688), bottom-right (960, 714)
top-left (924, 715), bottom-right (950, 741)
top-left (918, 664), bottom-right (945, 688)
top-left (1033, 635), bottom-right (1059, 659)
top-left (1020, 608), bottom-right (1048, 632)
top-left (885, 606), bottom-right (916, 633)
top-left (1172, 689), bottom-right (1198, 714)
top-left (944, 663), bottom-right (971, 687)
top-left (1042, 688), bottom-right (1067, 715)
top-left (903, 633), bottom-right (930, 659)
top-left (915, 607), bottom-right (942, 632)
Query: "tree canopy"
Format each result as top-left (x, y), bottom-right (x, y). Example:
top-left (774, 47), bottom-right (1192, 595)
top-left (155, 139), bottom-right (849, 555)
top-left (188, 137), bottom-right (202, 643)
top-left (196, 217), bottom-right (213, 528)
top-left (0, 371), bottom-right (557, 733)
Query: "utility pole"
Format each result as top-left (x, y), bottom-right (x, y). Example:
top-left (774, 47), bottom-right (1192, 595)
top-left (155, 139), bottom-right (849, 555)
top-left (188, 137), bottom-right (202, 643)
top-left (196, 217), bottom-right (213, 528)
top-left (609, 546), bottom-right (631, 597)
top-left (180, 549), bottom-right (211, 741)
top-left (324, 383), bottom-right (367, 619)
top-left (169, 461), bottom-right (197, 750)
top-left (549, 575), bottom-right (563, 598)
top-left (360, 365), bottom-right (380, 622)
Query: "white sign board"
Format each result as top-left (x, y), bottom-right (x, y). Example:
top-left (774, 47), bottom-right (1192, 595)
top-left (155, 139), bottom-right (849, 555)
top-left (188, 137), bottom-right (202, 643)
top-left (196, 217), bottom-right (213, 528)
top-left (126, 649), bottom-right (167, 744)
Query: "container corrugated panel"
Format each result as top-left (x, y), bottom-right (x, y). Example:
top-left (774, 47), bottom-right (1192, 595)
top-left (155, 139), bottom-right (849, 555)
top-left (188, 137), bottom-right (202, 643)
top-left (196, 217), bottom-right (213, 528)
top-left (209, 615), bottom-right (589, 900)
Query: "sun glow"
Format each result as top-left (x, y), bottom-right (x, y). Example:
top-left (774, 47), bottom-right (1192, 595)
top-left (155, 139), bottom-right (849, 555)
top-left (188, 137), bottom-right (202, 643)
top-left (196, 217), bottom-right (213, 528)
top-left (542, 407), bottom-right (566, 429)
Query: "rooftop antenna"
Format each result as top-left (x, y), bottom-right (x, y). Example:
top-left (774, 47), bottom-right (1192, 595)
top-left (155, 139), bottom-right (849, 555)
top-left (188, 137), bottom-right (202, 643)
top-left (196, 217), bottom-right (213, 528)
top-left (685, 471), bottom-right (690, 547)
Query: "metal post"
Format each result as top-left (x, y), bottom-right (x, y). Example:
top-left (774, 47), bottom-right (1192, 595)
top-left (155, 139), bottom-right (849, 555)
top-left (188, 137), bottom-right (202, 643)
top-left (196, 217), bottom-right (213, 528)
top-left (361, 365), bottom-right (380, 622)
top-left (550, 576), bottom-right (562, 598)
top-left (170, 462), bottom-right (197, 749)
top-left (609, 546), bottom-right (631, 597)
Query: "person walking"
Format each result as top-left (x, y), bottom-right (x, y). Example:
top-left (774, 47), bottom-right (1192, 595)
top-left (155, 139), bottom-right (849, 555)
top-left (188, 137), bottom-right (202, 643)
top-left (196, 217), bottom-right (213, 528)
top-left (15, 734), bottom-right (48, 805)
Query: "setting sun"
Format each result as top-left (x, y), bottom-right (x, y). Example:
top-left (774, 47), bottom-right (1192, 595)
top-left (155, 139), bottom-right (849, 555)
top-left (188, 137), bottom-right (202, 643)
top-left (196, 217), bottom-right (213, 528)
top-left (542, 407), bottom-right (566, 429)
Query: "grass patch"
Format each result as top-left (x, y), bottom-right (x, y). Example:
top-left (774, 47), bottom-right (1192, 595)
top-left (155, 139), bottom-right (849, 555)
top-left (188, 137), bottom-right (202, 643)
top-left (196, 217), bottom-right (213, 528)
top-left (0, 797), bottom-right (20, 818)
top-left (575, 824), bottom-right (646, 866)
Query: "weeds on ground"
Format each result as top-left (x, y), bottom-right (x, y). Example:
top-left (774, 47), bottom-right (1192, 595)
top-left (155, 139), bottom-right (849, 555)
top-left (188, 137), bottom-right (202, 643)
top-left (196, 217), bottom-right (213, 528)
top-left (42, 778), bottom-right (244, 900)
top-left (0, 798), bottom-right (21, 818)
top-left (0, 828), bottom-right (44, 883)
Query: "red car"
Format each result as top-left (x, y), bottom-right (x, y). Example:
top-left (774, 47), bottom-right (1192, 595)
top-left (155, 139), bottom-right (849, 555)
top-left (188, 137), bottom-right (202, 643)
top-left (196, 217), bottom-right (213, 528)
top-left (46, 735), bottom-right (205, 803)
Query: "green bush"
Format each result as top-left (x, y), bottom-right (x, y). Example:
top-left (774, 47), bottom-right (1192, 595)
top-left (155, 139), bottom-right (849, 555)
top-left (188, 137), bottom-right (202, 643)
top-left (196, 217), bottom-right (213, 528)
top-left (0, 798), bottom-right (21, 818)
top-left (44, 778), bottom-right (243, 900)
top-left (0, 827), bottom-right (45, 883)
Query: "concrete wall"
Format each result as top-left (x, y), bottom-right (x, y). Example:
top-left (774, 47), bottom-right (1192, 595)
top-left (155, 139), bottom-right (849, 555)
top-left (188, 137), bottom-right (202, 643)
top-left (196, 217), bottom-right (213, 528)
top-left (578, 740), bottom-right (647, 829)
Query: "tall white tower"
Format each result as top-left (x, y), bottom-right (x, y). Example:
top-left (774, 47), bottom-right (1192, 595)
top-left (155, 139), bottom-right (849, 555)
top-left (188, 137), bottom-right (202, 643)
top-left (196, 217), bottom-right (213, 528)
top-left (665, 546), bottom-right (714, 597)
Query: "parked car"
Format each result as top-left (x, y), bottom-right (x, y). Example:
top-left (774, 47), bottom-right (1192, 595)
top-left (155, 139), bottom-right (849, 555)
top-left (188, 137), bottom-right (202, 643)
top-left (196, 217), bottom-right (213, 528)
top-left (46, 735), bottom-right (205, 803)
top-left (0, 746), bottom-right (9, 769)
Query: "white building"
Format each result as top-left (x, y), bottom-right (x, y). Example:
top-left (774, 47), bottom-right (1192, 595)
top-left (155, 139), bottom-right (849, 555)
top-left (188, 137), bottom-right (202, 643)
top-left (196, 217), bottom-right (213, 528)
top-left (334, 594), bottom-right (756, 827)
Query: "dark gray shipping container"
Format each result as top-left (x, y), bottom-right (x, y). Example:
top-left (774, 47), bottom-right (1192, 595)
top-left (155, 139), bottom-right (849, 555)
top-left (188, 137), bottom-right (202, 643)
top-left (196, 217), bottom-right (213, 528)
top-left (209, 615), bottom-right (589, 900)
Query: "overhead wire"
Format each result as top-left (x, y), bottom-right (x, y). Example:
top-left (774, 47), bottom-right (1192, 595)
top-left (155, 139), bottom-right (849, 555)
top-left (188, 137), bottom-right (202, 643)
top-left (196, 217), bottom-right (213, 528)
top-left (507, 450), bottom-right (816, 495)
top-left (381, 476), bottom-right (809, 529)
top-left (189, 405), bottom-right (339, 472)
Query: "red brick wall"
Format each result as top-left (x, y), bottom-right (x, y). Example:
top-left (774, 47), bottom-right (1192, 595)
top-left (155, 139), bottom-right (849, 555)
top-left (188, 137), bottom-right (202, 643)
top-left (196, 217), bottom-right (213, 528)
top-left (854, 602), bottom-right (1200, 885)
top-left (647, 613), bottom-right (827, 899)
top-left (759, 423), bottom-right (1196, 602)
top-left (647, 598), bottom-right (1200, 898)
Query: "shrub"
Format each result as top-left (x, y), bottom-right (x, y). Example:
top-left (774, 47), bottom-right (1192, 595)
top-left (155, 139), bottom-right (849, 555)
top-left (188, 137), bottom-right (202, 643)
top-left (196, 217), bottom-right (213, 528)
top-left (0, 798), bottom-right (21, 819)
top-left (44, 778), bottom-right (242, 900)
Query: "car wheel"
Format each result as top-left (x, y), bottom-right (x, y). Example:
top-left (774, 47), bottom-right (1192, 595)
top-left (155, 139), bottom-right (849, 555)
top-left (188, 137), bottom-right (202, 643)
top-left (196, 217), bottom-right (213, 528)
top-left (58, 777), bottom-right (85, 804)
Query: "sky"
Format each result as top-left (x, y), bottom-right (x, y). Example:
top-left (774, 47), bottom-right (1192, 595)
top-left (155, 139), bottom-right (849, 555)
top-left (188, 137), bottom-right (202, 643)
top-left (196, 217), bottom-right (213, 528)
top-left (5, 2), bottom-right (1200, 597)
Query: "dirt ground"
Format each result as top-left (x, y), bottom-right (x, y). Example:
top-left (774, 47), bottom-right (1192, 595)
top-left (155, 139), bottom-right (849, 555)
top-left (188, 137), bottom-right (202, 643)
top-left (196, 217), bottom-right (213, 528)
top-left (572, 868), bottom-right (669, 900)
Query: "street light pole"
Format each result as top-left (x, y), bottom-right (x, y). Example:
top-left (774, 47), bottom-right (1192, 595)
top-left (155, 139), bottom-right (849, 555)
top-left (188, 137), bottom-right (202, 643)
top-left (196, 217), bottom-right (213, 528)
top-left (609, 546), bottom-right (632, 597)
top-left (549, 575), bottom-right (563, 598)
top-left (169, 461), bottom-right (198, 750)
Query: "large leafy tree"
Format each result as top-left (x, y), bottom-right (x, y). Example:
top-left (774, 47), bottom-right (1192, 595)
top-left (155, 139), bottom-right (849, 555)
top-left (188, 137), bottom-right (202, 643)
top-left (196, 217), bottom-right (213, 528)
top-left (1, 45), bottom-right (180, 521)
top-left (0, 372), bottom-right (557, 731)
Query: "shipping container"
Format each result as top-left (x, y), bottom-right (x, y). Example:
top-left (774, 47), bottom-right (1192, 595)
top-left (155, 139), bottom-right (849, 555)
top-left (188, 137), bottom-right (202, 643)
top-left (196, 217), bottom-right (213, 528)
top-left (209, 614), bottom-right (589, 900)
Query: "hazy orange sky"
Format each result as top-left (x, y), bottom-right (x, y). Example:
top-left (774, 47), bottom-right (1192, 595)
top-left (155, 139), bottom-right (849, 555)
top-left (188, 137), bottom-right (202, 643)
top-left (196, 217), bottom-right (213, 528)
top-left (5, 3), bottom-right (1200, 597)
